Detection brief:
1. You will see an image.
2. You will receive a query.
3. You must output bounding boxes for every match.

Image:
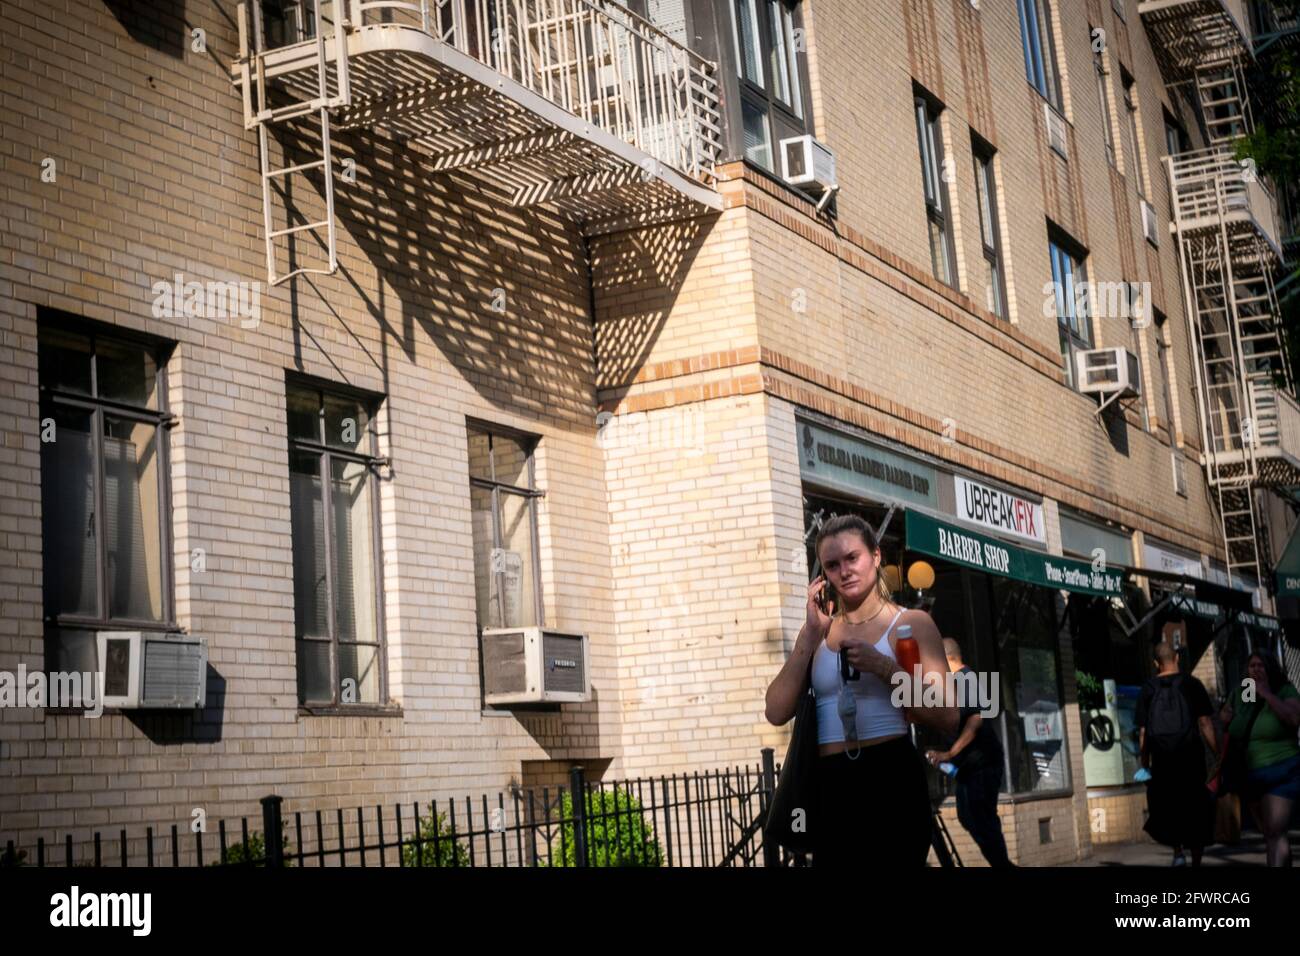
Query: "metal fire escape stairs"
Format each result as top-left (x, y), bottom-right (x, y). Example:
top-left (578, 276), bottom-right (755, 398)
top-left (1143, 0), bottom-right (1293, 592)
top-left (233, 0), bottom-right (723, 287)
top-left (241, 1), bottom-right (348, 285)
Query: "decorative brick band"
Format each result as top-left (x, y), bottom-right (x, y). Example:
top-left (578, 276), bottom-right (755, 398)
top-left (598, 343), bottom-right (1215, 555)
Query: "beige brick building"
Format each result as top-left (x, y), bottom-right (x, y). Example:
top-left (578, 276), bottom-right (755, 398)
top-left (1, 0), bottom-right (1296, 865)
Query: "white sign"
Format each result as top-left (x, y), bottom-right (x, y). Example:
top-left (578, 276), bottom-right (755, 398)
top-left (1142, 542), bottom-right (1202, 579)
top-left (954, 476), bottom-right (1045, 545)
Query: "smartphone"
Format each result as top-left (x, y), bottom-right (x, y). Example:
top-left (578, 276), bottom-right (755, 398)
top-left (817, 576), bottom-right (837, 615)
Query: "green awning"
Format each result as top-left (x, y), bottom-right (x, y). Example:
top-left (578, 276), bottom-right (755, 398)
top-left (905, 511), bottom-right (1126, 597)
top-left (1166, 594), bottom-right (1279, 632)
top-left (1275, 520), bottom-right (1300, 597)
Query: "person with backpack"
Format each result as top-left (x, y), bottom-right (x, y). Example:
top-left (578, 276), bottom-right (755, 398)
top-left (1135, 641), bottom-right (1218, 866)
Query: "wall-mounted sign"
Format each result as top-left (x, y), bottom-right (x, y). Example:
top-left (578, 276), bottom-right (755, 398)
top-left (1143, 542), bottom-right (1204, 579)
top-left (798, 420), bottom-right (938, 509)
top-left (906, 511), bottom-right (1125, 597)
top-left (1059, 511), bottom-right (1133, 567)
top-left (954, 475), bottom-right (1045, 546)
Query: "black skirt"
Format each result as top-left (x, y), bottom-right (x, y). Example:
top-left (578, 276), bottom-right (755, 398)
top-left (1143, 745), bottom-right (1214, 849)
top-left (811, 735), bottom-right (934, 868)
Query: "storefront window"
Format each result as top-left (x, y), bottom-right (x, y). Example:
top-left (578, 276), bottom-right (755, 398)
top-left (1068, 587), bottom-right (1152, 787)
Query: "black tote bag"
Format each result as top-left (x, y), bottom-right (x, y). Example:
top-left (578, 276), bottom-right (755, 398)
top-left (1218, 701), bottom-right (1263, 795)
top-left (765, 654), bottom-right (819, 855)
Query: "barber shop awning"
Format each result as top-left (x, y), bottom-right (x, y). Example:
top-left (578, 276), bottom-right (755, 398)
top-left (905, 511), bottom-right (1126, 597)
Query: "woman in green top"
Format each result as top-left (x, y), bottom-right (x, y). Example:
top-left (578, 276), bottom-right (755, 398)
top-left (1219, 652), bottom-right (1300, 867)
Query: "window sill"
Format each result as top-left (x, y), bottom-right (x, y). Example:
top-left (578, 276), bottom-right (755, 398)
top-left (735, 158), bottom-right (834, 216)
top-left (297, 704), bottom-right (404, 719)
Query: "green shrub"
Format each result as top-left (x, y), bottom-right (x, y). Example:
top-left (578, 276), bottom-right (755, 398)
top-left (1076, 669), bottom-right (1104, 711)
top-left (401, 810), bottom-right (470, 868)
top-left (208, 830), bottom-right (293, 866)
top-left (545, 787), bottom-right (662, 867)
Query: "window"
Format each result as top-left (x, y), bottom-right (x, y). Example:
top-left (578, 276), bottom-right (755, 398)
top-left (1153, 310), bottom-right (1179, 440)
top-left (973, 139), bottom-right (1008, 319)
top-left (468, 423), bottom-right (543, 631)
top-left (1122, 71), bottom-right (1148, 197)
top-left (1163, 112), bottom-right (1190, 212)
top-left (287, 380), bottom-right (386, 707)
top-left (915, 92), bottom-right (957, 287)
top-left (39, 318), bottom-right (174, 683)
top-left (1163, 112), bottom-right (1189, 158)
top-left (1093, 36), bottom-right (1116, 167)
top-left (732, 0), bottom-right (807, 172)
top-left (1049, 235), bottom-right (1093, 387)
top-left (1018, 0), bottom-right (1062, 109)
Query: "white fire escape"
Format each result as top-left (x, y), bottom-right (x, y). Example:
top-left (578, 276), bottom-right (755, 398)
top-left (233, 0), bottom-right (723, 285)
top-left (1141, 0), bottom-right (1299, 592)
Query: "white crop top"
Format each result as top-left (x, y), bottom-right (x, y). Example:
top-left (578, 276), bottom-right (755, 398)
top-left (812, 609), bottom-right (908, 745)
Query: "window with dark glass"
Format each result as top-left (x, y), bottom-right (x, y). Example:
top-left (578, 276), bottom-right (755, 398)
top-left (1122, 70), bottom-right (1148, 198)
top-left (1162, 111), bottom-right (1190, 211)
top-left (468, 423), bottom-right (543, 631)
top-left (973, 138), bottom-right (1008, 319)
top-left (287, 379), bottom-right (386, 707)
top-left (1093, 34), bottom-right (1116, 167)
top-left (1049, 233), bottom-right (1093, 387)
top-left (732, 0), bottom-right (807, 173)
top-left (38, 318), bottom-right (174, 685)
top-left (915, 92), bottom-right (957, 287)
top-left (1018, 0), bottom-right (1063, 109)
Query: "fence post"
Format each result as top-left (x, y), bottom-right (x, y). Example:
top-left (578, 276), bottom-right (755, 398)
top-left (759, 748), bottom-right (778, 868)
top-left (261, 794), bottom-right (284, 868)
top-left (568, 766), bottom-right (588, 868)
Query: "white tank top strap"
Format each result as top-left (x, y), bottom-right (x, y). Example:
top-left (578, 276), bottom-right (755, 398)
top-left (877, 607), bottom-right (906, 648)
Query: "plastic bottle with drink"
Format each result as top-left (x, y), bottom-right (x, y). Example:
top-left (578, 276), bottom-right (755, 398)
top-left (894, 624), bottom-right (921, 721)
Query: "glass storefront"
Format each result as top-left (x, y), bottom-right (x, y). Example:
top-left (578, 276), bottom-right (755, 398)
top-left (1066, 588), bottom-right (1153, 788)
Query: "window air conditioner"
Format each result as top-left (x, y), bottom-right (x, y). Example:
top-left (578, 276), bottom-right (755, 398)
top-left (1140, 199), bottom-right (1159, 247)
top-left (1044, 102), bottom-right (1069, 159)
top-left (779, 134), bottom-right (836, 196)
top-left (96, 632), bottom-right (208, 709)
top-left (1076, 347), bottom-right (1141, 398)
top-left (481, 627), bottom-right (591, 705)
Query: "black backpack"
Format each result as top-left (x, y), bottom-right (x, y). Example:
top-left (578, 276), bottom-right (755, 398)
top-left (1147, 675), bottom-right (1194, 754)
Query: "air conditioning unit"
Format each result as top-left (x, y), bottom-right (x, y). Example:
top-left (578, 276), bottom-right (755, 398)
top-left (1044, 102), bottom-right (1069, 159)
top-left (1140, 199), bottom-right (1159, 247)
top-left (779, 134), bottom-right (836, 195)
top-left (481, 627), bottom-right (590, 705)
top-left (1076, 347), bottom-right (1141, 398)
top-left (95, 632), bottom-right (208, 709)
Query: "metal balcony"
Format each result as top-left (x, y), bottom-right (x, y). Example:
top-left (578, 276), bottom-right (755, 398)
top-left (1212, 381), bottom-right (1300, 485)
top-left (1139, 0), bottom-right (1254, 81)
top-left (233, 0), bottom-right (723, 282)
top-left (1167, 146), bottom-right (1282, 258)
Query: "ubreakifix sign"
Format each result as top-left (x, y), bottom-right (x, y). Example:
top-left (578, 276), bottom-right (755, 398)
top-left (906, 511), bottom-right (1125, 597)
top-left (954, 475), bottom-right (1045, 546)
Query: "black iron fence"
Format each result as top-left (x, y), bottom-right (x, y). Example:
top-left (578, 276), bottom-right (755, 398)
top-left (2, 750), bottom-right (806, 868)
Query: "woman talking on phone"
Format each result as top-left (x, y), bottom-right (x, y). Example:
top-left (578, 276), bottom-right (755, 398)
top-left (765, 514), bottom-right (957, 867)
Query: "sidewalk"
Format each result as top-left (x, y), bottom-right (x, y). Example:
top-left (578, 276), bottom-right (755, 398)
top-left (1077, 830), bottom-right (1299, 867)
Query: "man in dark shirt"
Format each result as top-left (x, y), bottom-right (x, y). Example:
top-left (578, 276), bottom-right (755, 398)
top-left (925, 638), bottom-right (1011, 867)
top-left (1135, 641), bottom-right (1217, 866)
